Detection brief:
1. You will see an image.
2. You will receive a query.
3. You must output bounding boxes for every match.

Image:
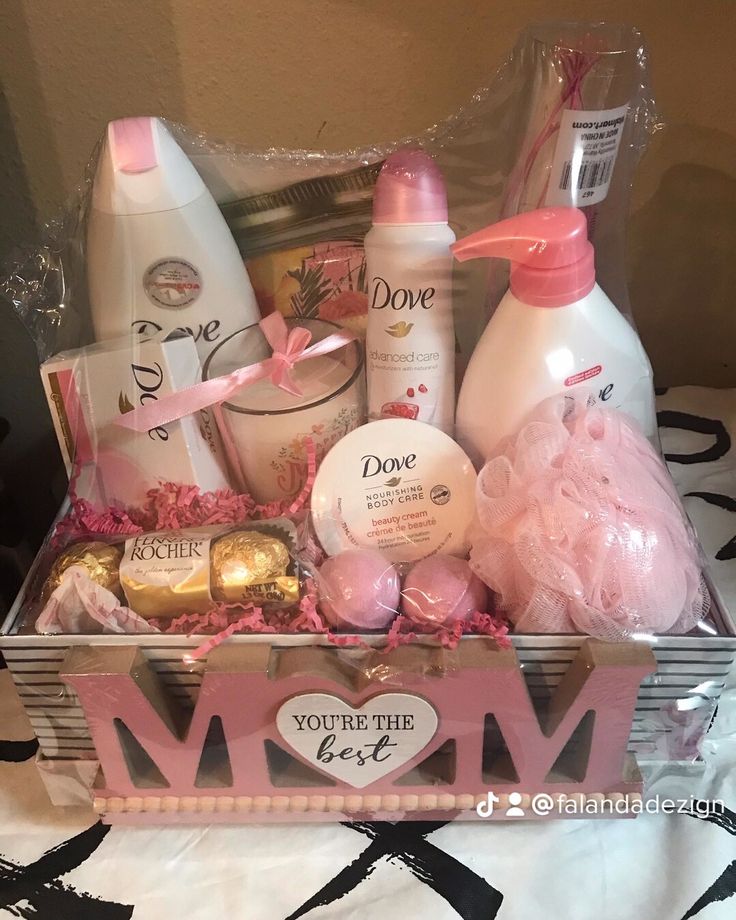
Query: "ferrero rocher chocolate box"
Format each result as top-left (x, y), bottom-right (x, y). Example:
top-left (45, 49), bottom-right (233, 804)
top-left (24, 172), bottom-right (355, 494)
top-left (40, 520), bottom-right (300, 622)
top-left (118, 521), bottom-right (300, 618)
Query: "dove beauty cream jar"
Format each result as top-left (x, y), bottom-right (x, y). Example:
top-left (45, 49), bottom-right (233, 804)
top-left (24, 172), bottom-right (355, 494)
top-left (310, 419), bottom-right (476, 563)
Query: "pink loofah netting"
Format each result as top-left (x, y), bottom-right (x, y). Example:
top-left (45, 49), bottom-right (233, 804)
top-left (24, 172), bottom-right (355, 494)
top-left (469, 393), bottom-right (710, 640)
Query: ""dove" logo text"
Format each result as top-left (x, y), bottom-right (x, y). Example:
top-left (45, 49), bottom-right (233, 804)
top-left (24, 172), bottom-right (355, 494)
top-left (370, 276), bottom-right (435, 311)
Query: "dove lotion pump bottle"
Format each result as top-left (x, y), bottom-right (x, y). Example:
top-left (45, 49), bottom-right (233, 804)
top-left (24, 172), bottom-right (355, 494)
top-left (87, 117), bottom-right (260, 362)
top-left (365, 150), bottom-right (456, 433)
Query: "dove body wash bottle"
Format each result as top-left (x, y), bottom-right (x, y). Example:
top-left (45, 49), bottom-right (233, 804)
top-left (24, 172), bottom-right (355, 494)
top-left (365, 150), bottom-right (455, 433)
top-left (87, 117), bottom-right (260, 362)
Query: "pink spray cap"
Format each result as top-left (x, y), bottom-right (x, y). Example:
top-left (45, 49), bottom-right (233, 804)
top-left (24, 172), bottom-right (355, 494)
top-left (372, 149), bottom-right (448, 224)
top-left (452, 207), bottom-right (595, 307)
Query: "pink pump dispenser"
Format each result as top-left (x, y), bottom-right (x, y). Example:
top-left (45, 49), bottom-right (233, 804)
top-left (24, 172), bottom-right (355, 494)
top-left (454, 206), bottom-right (657, 464)
top-left (452, 207), bottom-right (595, 307)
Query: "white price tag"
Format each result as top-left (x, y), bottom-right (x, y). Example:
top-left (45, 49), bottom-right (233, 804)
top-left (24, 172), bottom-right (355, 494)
top-left (545, 104), bottom-right (629, 207)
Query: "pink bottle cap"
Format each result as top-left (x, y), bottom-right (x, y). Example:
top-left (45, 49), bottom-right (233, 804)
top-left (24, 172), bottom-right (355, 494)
top-left (452, 207), bottom-right (595, 308)
top-left (93, 117), bottom-right (205, 215)
top-left (109, 117), bottom-right (158, 173)
top-left (372, 149), bottom-right (448, 224)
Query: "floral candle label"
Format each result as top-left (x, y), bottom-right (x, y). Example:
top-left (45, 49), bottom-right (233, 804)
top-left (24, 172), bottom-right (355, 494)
top-left (272, 403), bottom-right (362, 497)
top-left (247, 240), bottom-right (369, 336)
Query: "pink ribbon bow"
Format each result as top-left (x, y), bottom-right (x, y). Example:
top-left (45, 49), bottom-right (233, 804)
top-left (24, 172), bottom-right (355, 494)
top-left (116, 312), bottom-right (356, 433)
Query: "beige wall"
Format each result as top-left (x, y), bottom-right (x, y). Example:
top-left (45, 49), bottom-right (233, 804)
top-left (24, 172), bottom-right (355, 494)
top-left (1, 0), bottom-right (735, 386)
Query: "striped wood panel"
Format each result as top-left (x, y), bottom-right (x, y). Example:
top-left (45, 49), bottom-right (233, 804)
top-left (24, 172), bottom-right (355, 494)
top-left (2, 635), bottom-right (734, 763)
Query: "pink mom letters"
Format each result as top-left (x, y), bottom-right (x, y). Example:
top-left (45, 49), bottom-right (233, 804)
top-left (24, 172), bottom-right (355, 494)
top-left (60, 639), bottom-right (655, 810)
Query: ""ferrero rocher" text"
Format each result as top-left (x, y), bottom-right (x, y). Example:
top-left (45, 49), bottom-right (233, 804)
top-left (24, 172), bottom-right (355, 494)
top-left (128, 536), bottom-right (206, 561)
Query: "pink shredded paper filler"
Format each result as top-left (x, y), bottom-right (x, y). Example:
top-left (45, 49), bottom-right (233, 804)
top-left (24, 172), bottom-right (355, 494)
top-left (327, 610), bottom-right (511, 654)
top-left (49, 440), bottom-right (512, 652)
top-left (57, 439), bottom-right (317, 543)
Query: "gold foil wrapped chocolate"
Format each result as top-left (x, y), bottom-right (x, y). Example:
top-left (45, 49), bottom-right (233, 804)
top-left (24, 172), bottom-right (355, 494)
top-left (41, 521), bottom-right (300, 622)
top-left (119, 529), bottom-right (213, 620)
top-left (210, 529), bottom-right (299, 605)
top-left (43, 541), bottom-right (123, 600)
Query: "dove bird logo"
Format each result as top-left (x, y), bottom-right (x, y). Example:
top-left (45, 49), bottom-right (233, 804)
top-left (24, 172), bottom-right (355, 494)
top-left (385, 321), bottom-right (414, 338)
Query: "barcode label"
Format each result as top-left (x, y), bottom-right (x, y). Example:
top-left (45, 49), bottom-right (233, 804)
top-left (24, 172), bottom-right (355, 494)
top-left (559, 156), bottom-right (615, 192)
top-left (546, 104), bottom-right (629, 208)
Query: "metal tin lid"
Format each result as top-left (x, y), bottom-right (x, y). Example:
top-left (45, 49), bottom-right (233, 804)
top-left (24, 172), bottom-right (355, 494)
top-left (222, 163), bottom-right (382, 252)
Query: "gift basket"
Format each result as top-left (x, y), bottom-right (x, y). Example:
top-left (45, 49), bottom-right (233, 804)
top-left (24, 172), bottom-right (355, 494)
top-left (2, 21), bottom-right (734, 824)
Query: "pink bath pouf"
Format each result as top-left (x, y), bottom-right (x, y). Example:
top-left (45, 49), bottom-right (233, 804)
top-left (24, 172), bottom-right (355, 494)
top-left (469, 392), bottom-right (710, 640)
top-left (318, 549), bottom-right (400, 630)
top-left (401, 555), bottom-right (488, 627)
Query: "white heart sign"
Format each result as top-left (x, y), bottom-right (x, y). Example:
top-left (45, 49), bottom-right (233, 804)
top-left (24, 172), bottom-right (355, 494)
top-left (276, 692), bottom-right (439, 788)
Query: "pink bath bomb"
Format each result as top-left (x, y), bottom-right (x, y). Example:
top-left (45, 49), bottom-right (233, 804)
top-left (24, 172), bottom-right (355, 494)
top-left (318, 549), bottom-right (400, 630)
top-left (401, 555), bottom-right (488, 627)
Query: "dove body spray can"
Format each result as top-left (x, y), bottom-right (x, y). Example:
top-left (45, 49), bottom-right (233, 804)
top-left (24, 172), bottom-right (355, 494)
top-left (365, 150), bottom-right (456, 434)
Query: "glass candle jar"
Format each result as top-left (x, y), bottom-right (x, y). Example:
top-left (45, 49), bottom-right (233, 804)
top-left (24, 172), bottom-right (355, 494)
top-left (204, 318), bottom-right (365, 503)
